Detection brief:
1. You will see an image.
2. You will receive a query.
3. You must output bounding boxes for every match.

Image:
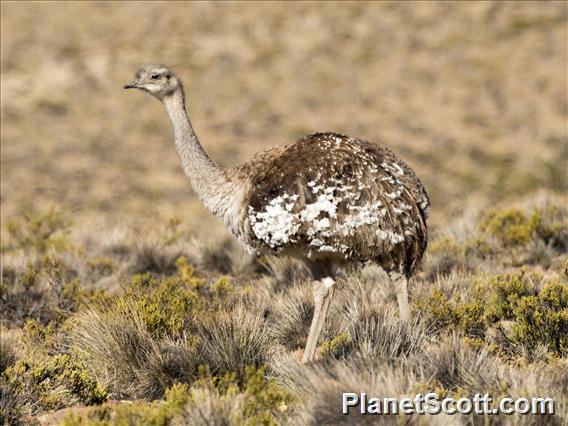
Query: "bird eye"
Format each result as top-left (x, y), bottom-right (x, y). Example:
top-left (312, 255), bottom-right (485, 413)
top-left (151, 74), bottom-right (160, 80)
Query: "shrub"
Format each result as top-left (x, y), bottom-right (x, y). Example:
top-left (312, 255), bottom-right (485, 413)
top-left (414, 270), bottom-right (568, 357)
top-left (481, 270), bottom-right (536, 322)
top-left (3, 352), bottom-right (107, 417)
top-left (482, 208), bottom-right (542, 247)
top-left (197, 304), bottom-right (271, 383)
top-left (481, 205), bottom-right (567, 253)
top-left (240, 366), bottom-right (293, 422)
top-left (454, 301), bottom-right (486, 338)
top-left (0, 320), bottom-right (106, 419)
top-left (61, 383), bottom-right (189, 426)
top-left (269, 283), bottom-right (314, 351)
top-left (128, 242), bottom-right (187, 276)
top-left (1, 262), bottom-right (53, 327)
top-left (175, 256), bottom-right (205, 290)
top-left (66, 271), bottom-right (272, 400)
top-left (1, 255), bottom-right (85, 328)
top-left (60, 367), bottom-right (293, 425)
top-left (413, 288), bottom-right (458, 332)
top-left (210, 276), bottom-right (234, 299)
top-left (426, 201), bottom-right (567, 278)
top-left (172, 386), bottom-right (245, 426)
top-left (3, 209), bottom-right (70, 253)
top-left (421, 334), bottom-right (502, 394)
top-left (190, 366), bottom-right (293, 425)
top-left (71, 303), bottom-right (197, 400)
top-left (0, 331), bottom-right (19, 374)
top-left (318, 333), bottom-right (351, 359)
top-left (510, 280), bottom-right (568, 357)
top-left (0, 377), bottom-right (24, 426)
top-left (19, 319), bottom-right (64, 356)
top-left (425, 236), bottom-right (481, 279)
top-left (120, 273), bottom-right (201, 338)
top-left (344, 305), bottom-right (427, 361)
top-left (0, 330), bottom-right (24, 425)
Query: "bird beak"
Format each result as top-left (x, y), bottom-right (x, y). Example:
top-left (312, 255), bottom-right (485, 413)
top-left (124, 81), bottom-right (138, 89)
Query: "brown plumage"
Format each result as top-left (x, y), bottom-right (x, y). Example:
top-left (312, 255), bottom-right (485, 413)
top-left (242, 132), bottom-right (429, 278)
top-left (125, 65), bottom-right (430, 363)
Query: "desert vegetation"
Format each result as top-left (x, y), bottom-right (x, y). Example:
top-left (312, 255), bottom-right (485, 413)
top-left (1, 1), bottom-right (567, 425)
top-left (1, 197), bottom-right (566, 424)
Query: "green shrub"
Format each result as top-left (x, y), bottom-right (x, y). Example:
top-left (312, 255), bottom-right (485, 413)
top-left (481, 206), bottom-right (567, 252)
top-left (414, 270), bottom-right (568, 357)
top-left (3, 209), bottom-right (71, 253)
top-left (481, 208), bottom-right (542, 247)
top-left (413, 288), bottom-right (458, 332)
top-left (2, 262), bottom-right (50, 327)
top-left (42, 256), bottom-right (82, 316)
top-left (85, 256), bottom-right (115, 280)
top-left (414, 290), bottom-right (485, 338)
top-left (1, 320), bottom-right (106, 418)
top-left (68, 273), bottom-right (269, 400)
top-left (61, 383), bottom-right (189, 426)
top-left (60, 367), bottom-right (292, 426)
top-left (2, 255), bottom-right (87, 327)
top-left (4, 353), bottom-right (107, 415)
top-left (427, 203), bottom-right (567, 278)
top-left (211, 276), bottom-right (234, 299)
top-left (428, 237), bottom-right (460, 256)
top-left (540, 279), bottom-right (568, 308)
top-left (175, 256), bottom-right (205, 289)
top-left (20, 319), bottom-right (59, 354)
top-left (319, 333), bottom-right (351, 358)
top-left (183, 365), bottom-right (292, 425)
top-left (120, 272), bottom-right (201, 338)
top-left (240, 366), bottom-right (294, 425)
top-left (480, 270), bottom-right (534, 322)
top-left (510, 280), bottom-right (568, 356)
top-left (454, 302), bottom-right (485, 338)
top-left (463, 237), bottom-right (494, 258)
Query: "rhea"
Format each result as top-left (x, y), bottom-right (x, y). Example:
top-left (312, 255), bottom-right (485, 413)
top-left (124, 65), bottom-right (429, 363)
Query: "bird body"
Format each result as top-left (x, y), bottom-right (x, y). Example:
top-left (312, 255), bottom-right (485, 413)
top-left (240, 132), bottom-right (429, 278)
top-left (125, 65), bottom-right (430, 363)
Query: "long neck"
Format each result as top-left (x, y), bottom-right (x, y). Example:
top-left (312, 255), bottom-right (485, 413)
top-left (162, 88), bottom-right (245, 225)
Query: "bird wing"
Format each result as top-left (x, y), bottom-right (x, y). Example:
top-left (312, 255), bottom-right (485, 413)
top-left (244, 132), bottom-right (429, 275)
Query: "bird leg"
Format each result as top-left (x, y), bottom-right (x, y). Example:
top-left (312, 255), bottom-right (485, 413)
top-left (390, 272), bottom-right (410, 321)
top-left (302, 277), bottom-right (335, 364)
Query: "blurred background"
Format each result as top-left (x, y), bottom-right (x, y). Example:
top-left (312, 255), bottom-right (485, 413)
top-left (1, 1), bottom-right (567, 240)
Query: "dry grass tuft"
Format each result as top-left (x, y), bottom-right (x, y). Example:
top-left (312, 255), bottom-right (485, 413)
top-left (171, 387), bottom-right (245, 426)
top-left (193, 238), bottom-right (259, 276)
top-left (343, 305), bottom-right (428, 362)
top-left (197, 304), bottom-right (272, 382)
top-left (262, 256), bottom-right (312, 293)
top-left (0, 329), bottom-right (20, 374)
top-left (269, 281), bottom-right (316, 351)
top-left (420, 333), bottom-right (501, 392)
top-left (71, 304), bottom-right (197, 400)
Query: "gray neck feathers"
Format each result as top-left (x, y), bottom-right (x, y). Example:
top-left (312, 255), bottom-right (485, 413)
top-left (162, 88), bottom-right (246, 235)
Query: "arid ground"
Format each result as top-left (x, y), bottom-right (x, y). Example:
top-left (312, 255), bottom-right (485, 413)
top-left (1, 2), bottom-right (567, 425)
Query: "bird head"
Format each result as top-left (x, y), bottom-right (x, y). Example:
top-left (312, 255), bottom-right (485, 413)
top-left (124, 64), bottom-right (182, 100)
